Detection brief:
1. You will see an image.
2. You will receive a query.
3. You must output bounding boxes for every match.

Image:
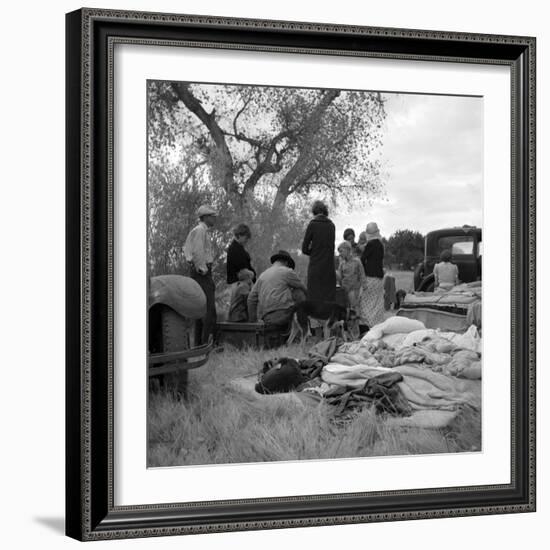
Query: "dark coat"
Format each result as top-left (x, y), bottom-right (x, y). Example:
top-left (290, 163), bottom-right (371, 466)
top-left (226, 239), bottom-right (256, 284)
top-left (301, 215), bottom-right (336, 302)
top-left (361, 239), bottom-right (384, 278)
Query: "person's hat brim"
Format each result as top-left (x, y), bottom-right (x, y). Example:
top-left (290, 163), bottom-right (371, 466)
top-left (197, 205), bottom-right (218, 217)
top-left (270, 252), bottom-right (295, 270)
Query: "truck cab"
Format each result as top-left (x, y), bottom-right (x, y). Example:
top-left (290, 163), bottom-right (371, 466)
top-left (413, 226), bottom-right (482, 292)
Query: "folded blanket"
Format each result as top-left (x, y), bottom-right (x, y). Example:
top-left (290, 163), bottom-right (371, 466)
top-left (435, 350), bottom-right (482, 380)
top-left (321, 363), bottom-right (392, 389)
top-left (393, 365), bottom-right (481, 410)
top-left (437, 325), bottom-right (481, 353)
top-left (330, 349), bottom-right (375, 366)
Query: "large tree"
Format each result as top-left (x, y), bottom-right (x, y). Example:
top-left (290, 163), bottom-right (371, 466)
top-left (147, 81), bottom-right (387, 280)
top-left (149, 82), bottom-right (386, 213)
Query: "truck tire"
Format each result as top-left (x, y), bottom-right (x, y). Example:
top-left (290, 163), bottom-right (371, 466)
top-left (149, 304), bottom-right (194, 397)
top-left (418, 273), bottom-right (435, 293)
top-left (413, 263), bottom-right (424, 291)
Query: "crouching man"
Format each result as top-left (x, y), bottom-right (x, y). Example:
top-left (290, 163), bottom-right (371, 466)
top-left (247, 250), bottom-right (306, 327)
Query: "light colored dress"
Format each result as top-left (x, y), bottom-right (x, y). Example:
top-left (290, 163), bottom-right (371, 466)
top-left (358, 237), bottom-right (385, 328)
top-left (433, 261), bottom-right (459, 290)
top-left (336, 256), bottom-right (364, 311)
top-left (359, 277), bottom-right (385, 327)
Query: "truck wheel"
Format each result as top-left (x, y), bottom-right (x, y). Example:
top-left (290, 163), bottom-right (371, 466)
top-left (150, 305), bottom-right (193, 397)
top-left (413, 264), bottom-right (424, 291)
top-left (162, 306), bottom-right (191, 396)
top-left (418, 274), bottom-right (435, 293)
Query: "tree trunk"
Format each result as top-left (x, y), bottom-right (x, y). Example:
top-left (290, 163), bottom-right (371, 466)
top-left (272, 89), bottom-right (340, 212)
top-left (271, 190), bottom-right (289, 217)
top-left (172, 83), bottom-right (236, 197)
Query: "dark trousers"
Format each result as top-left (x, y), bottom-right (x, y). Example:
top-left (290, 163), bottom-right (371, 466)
top-left (263, 308), bottom-right (293, 327)
top-left (263, 289), bottom-right (306, 327)
top-left (190, 267), bottom-right (217, 345)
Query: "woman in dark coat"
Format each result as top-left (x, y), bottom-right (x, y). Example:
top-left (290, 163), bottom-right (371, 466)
top-left (301, 200), bottom-right (336, 303)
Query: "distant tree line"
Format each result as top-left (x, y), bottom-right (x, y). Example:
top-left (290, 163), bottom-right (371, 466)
top-left (383, 229), bottom-right (424, 270)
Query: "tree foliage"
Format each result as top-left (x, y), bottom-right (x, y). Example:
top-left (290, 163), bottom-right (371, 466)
top-left (147, 81), bottom-right (387, 280)
top-left (385, 230), bottom-right (425, 270)
top-left (148, 159), bottom-right (310, 282)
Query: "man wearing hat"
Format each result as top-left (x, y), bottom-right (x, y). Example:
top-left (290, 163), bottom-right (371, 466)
top-left (247, 250), bottom-right (307, 327)
top-left (183, 205), bottom-right (218, 344)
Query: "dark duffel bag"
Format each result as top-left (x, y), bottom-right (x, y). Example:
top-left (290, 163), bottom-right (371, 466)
top-left (255, 358), bottom-right (306, 394)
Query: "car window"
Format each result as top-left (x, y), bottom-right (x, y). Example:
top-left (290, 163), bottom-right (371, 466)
top-left (438, 235), bottom-right (474, 256)
top-left (451, 241), bottom-right (474, 255)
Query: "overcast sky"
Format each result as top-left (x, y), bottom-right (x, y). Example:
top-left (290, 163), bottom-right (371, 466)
top-left (332, 93), bottom-right (483, 241)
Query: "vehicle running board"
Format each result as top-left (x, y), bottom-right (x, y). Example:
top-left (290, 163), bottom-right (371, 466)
top-left (148, 339), bottom-right (213, 376)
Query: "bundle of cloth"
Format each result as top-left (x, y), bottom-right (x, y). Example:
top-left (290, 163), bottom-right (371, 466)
top-left (403, 282), bottom-right (482, 332)
top-left (325, 317), bottom-right (481, 380)
top-left (309, 317), bottom-right (482, 423)
top-left (414, 280), bottom-right (482, 299)
top-left (318, 358), bottom-right (480, 412)
top-left (244, 317), bottom-right (482, 427)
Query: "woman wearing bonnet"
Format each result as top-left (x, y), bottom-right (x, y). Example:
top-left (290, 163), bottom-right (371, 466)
top-left (358, 222), bottom-right (385, 334)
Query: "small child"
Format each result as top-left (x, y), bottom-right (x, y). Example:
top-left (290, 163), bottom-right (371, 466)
top-left (433, 249), bottom-right (459, 290)
top-left (355, 231), bottom-right (367, 257)
top-left (228, 269), bottom-right (254, 322)
top-left (335, 241), bottom-right (364, 313)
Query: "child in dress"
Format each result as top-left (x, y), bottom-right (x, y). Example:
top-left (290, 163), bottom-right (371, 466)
top-left (356, 231), bottom-right (367, 257)
top-left (335, 241), bottom-right (364, 313)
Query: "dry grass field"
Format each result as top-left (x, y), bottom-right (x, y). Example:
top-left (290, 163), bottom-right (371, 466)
top-left (148, 342), bottom-right (481, 468)
top-left (388, 269), bottom-right (415, 292)
top-left (148, 269), bottom-right (481, 468)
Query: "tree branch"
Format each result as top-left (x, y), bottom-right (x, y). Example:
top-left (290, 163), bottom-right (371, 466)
top-left (241, 130), bottom-right (294, 195)
top-left (273, 89), bottom-right (341, 210)
top-left (179, 160), bottom-right (207, 188)
top-left (233, 98), bottom-right (252, 137)
top-left (223, 130), bottom-right (263, 148)
top-left (171, 82), bottom-right (237, 196)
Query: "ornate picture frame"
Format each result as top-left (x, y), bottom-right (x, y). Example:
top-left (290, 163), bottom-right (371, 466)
top-left (65, 8), bottom-right (536, 541)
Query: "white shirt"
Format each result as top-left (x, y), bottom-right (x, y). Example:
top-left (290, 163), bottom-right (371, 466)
top-left (433, 261), bottom-right (459, 289)
top-left (183, 221), bottom-right (214, 273)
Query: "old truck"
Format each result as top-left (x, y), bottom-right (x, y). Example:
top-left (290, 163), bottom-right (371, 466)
top-left (148, 275), bottom-right (213, 396)
top-left (413, 225), bottom-right (482, 292)
top-left (395, 226), bottom-right (482, 333)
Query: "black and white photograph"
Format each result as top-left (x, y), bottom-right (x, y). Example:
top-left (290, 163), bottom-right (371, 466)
top-left (60, 3), bottom-right (536, 543)
top-left (0, 0), bottom-right (542, 545)
top-left (147, 80), bottom-right (483, 468)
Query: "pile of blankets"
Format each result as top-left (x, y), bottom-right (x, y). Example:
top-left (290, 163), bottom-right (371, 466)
top-left (248, 316), bottom-right (482, 427)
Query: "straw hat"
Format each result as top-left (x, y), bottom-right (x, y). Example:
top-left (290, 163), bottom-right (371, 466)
top-left (197, 205), bottom-right (217, 217)
top-left (365, 222), bottom-right (381, 241)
